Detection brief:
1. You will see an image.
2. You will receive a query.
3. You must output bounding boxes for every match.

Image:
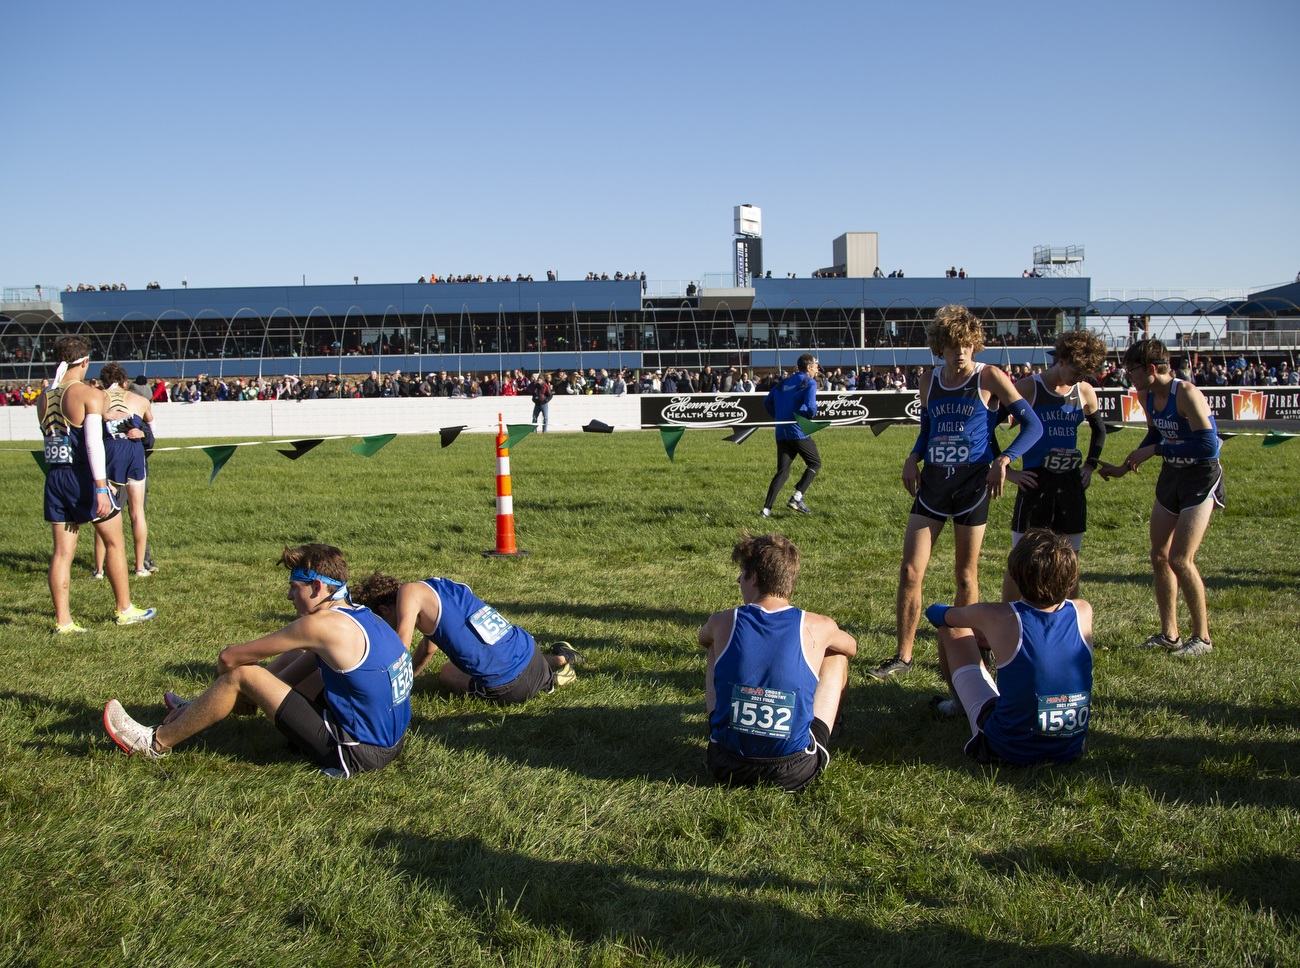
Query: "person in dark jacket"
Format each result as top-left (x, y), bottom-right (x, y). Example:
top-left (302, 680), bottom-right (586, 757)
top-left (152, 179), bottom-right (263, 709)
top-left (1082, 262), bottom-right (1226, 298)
top-left (762, 354), bottom-right (821, 516)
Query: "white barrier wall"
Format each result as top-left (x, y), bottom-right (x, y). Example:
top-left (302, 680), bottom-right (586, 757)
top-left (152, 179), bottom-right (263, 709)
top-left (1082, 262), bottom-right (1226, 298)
top-left (2, 396), bottom-right (645, 442)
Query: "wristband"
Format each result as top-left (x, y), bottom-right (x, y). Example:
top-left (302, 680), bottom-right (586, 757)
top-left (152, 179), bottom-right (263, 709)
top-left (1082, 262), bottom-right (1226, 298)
top-left (95, 487), bottom-right (110, 494)
top-left (925, 603), bottom-right (952, 628)
top-left (1153, 441), bottom-right (1164, 456)
top-left (1085, 458), bottom-right (1099, 469)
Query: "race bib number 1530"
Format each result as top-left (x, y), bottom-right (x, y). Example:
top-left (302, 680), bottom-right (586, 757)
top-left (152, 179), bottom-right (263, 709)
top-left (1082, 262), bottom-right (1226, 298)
top-left (729, 684), bottom-right (796, 739)
top-left (1037, 692), bottom-right (1090, 736)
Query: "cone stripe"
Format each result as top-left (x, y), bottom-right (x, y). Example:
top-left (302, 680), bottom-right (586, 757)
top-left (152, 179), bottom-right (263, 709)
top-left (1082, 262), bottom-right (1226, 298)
top-left (492, 415), bottom-right (520, 554)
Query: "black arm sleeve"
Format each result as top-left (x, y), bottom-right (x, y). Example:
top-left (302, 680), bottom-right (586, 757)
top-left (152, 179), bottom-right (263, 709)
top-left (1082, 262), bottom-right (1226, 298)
top-left (1084, 409), bottom-right (1106, 466)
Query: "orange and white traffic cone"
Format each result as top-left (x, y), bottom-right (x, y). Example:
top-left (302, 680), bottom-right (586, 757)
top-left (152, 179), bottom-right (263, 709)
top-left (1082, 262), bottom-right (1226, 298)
top-left (483, 414), bottom-right (531, 557)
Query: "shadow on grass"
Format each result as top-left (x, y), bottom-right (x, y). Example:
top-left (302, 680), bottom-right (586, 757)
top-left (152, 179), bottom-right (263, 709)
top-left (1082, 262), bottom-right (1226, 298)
top-left (836, 686), bottom-right (1300, 809)
top-left (413, 701), bottom-right (707, 784)
top-left (492, 599), bottom-right (710, 631)
top-left (0, 550), bottom-right (53, 572)
top-left (977, 844), bottom-right (1300, 923)
top-left (1082, 568), bottom-right (1300, 594)
top-left (0, 689), bottom-right (307, 768)
top-left (369, 832), bottom-right (1175, 968)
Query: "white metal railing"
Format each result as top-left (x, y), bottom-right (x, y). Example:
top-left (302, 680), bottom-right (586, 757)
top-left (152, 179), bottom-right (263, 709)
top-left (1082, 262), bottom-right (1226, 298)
top-left (701, 272), bottom-right (739, 290)
top-left (642, 280), bottom-right (697, 299)
top-left (1092, 287), bottom-right (1248, 302)
top-left (2, 286), bottom-right (60, 303)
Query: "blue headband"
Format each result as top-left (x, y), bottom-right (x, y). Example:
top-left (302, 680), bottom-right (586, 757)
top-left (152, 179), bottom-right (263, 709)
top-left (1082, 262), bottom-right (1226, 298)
top-left (290, 568), bottom-right (350, 601)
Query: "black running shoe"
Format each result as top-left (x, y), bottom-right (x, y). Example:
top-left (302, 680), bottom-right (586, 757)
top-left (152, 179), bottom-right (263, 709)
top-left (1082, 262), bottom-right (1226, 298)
top-left (549, 641), bottom-right (585, 667)
top-left (866, 654), bottom-right (912, 679)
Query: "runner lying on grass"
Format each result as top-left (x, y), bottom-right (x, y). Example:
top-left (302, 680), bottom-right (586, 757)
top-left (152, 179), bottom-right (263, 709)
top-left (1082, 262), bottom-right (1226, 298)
top-left (351, 573), bottom-right (581, 704)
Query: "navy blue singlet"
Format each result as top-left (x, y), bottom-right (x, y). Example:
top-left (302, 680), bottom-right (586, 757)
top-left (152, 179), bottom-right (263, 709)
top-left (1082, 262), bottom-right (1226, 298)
top-left (1147, 379), bottom-right (1219, 464)
top-left (1021, 375), bottom-right (1086, 471)
top-left (925, 364), bottom-right (994, 467)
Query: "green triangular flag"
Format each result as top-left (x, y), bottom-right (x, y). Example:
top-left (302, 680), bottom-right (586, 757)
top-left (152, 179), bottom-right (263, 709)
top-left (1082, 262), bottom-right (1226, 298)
top-left (278, 439), bottom-right (324, 460)
top-left (659, 425), bottom-right (684, 462)
top-left (1216, 432), bottom-right (1239, 441)
top-left (795, 414), bottom-right (830, 435)
top-left (870, 419), bottom-right (904, 437)
top-left (1262, 431), bottom-right (1298, 449)
top-left (349, 434), bottom-right (396, 458)
top-left (501, 424), bottom-right (535, 450)
top-left (440, 425), bottom-right (466, 448)
top-left (31, 451), bottom-right (49, 474)
top-left (203, 445), bottom-right (237, 484)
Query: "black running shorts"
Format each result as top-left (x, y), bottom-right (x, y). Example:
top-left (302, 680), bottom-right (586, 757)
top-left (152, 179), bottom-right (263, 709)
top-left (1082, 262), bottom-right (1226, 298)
top-left (1155, 459), bottom-right (1226, 515)
top-left (467, 645), bottom-right (556, 706)
top-left (274, 689), bottom-right (406, 776)
top-left (1010, 467), bottom-right (1087, 535)
top-left (912, 461), bottom-right (991, 527)
top-left (707, 718), bottom-right (831, 793)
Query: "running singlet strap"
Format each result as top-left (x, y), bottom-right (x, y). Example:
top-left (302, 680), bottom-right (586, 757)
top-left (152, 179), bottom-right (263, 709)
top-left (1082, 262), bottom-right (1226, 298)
top-left (420, 578), bottom-right (536, 687)
top-left (315, 605), bottom-right (413, 749)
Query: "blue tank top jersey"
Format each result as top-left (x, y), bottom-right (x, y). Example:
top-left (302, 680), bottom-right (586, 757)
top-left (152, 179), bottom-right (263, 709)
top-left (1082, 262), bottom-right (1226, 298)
top-left (39, 383), bottom-right (89, 467)
top-left (1147, 379), bottom-right (1219, 462)
top-left (981, 600), bottom-right (1092, 765)
top-left (421, 578), bottom-right (535, 687)
top-left (709, 604), bottom-right (818, 758)
top-left (1021, 375), bottom-right (1086, 471)
top-left (316, 605), bottom-right (413, 749)
top-left (925, 363), bottom-right (994, 466)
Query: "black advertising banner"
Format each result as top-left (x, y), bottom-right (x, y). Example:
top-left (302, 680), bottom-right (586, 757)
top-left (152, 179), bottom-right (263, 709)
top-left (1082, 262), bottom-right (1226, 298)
top-left (1095, 387), bottom-right (1300, 423)
top-left (639, 392), bottom-right (921, 429)
top-left (640, 387), bottom-right (1300, 432)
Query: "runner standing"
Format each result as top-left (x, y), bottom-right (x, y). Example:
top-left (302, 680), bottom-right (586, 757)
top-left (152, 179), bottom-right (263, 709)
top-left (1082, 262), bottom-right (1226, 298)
top-left (867, 305), bottom-right (1042, 679)
top-left (1001, 330), bottom-right (1108, 601)
top-left (1099, 339), bottom-right (1223, 656)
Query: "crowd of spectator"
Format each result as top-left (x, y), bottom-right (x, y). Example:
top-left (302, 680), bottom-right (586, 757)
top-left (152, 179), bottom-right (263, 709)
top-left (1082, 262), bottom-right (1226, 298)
top-left (67, 283), bottom-right (130, 292)
top-left (5, 357), bottom-right (1296, 411)
top-left (944, 267), bottom-right (967, 279)
top-left (417, 274), bottom-right (539, 284)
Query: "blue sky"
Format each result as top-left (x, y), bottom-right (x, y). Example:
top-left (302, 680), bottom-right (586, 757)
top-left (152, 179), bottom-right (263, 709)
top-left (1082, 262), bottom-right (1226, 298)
top-left (3, 0), bottom-right (1296, 291)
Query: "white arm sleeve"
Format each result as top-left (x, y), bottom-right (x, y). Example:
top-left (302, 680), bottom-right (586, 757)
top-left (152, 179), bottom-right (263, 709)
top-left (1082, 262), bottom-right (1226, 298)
top-left (83, 413), bottom-right (107, 480)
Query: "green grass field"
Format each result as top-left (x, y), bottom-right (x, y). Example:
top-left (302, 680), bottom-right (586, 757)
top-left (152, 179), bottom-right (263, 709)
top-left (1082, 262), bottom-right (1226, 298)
top-left (1, 426), bottom-right (1297, 967)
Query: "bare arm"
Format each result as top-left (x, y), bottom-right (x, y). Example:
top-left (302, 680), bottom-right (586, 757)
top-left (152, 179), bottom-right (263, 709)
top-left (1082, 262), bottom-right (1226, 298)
top-left (400, 582), bottom-right (442, 675)
top-left (805, 612), bottom-right (857, 658)
top-left (217, 609), bottom-right (364, 675)
top-left (936, 602), bottom-right (1021, 665)
top-left (982, 367), bottom-right (1032, 499)
top-left (700, 610), bottom-right (736, 715)
top-left (901, 368), bottom-right (932, 496)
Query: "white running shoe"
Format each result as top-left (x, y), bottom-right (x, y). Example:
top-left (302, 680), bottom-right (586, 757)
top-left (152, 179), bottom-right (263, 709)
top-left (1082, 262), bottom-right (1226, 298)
top-left (134, 569), bottom-right (151, 578)
top-left (103, 699), bottom-right (166, 759)
top-left (163, 691), bottom-right (192, 712)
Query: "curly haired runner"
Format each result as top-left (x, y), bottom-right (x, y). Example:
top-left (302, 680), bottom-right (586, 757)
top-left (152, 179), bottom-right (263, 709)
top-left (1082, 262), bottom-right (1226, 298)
top-left (104, 544), bottom-right (413, 777)
top-left (867, 305), bottom-right (1043, 679)
top-left (1000, 329), bottom-right (1109, 602)
top-left (351, 573), bottom-right (581, 704)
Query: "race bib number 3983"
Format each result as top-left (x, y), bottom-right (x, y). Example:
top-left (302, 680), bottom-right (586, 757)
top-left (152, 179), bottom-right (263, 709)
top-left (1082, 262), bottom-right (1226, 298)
top-left (729, 684), bottom-right (796, 739)
top-left (468, 605), bottom-right (512, 645)
top-left (44, 434), bottom-right (72, 465)
top-left (387, 651), bottom-right (414, 706)
top-left (1037, 692), bottom-right (1090, 736)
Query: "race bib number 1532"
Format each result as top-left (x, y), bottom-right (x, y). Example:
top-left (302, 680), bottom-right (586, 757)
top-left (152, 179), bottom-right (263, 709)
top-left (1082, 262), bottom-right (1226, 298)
top-left (729, 684), bottom-right (796, 739)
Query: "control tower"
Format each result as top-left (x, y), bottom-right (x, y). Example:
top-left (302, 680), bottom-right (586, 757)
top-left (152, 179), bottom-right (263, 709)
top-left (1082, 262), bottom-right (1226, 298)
top-left (1033, 244), bottom-right (1085, 277)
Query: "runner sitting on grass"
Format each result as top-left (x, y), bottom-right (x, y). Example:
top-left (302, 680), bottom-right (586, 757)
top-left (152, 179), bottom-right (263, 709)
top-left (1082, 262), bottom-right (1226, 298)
top-left (926, 528), bottom-right (1094, 766)
top-left (104, 544), bottom-right (412, 777)
top-left (700, 532), bottom-right (857, 792)
top-left (351, 573), bottom-right (582, 704)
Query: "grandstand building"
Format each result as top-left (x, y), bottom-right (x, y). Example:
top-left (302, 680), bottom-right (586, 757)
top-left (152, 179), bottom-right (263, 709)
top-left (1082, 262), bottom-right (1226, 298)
top-left (3, 268), bottom-right (1297, 383)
